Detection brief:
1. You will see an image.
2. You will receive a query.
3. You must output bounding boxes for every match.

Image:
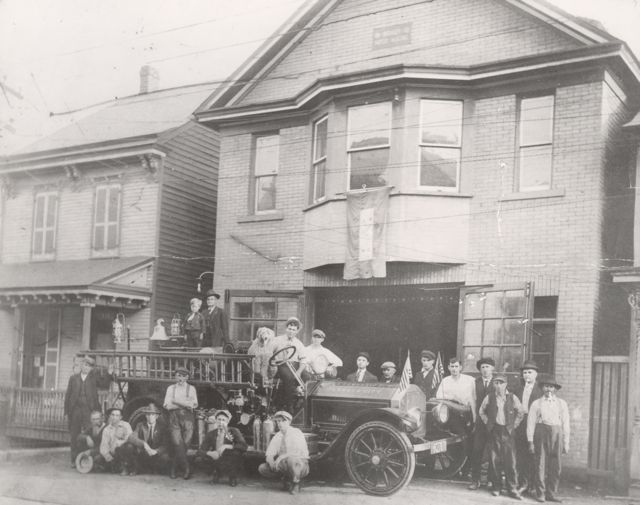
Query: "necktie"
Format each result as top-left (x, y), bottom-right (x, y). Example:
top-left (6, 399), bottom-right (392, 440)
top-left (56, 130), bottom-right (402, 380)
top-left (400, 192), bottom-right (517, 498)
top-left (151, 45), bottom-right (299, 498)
top-left (149, 424), bottom-right (154, 441)
top-left (359, 370), bottom-right (365, 382)
top-left (484, 380), bottom-right (489, 391)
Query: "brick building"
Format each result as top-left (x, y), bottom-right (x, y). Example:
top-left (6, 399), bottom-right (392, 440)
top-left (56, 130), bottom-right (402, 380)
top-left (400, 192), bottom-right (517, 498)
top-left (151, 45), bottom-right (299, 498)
top-left (195, 0), bottom-right (640, 481)
top-left (0, 77), bottom-right (219, 440)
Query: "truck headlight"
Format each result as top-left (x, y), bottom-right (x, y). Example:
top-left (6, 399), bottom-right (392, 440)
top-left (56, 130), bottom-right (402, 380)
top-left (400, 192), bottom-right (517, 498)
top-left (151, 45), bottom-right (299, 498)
top-left (407, 407), bottom-right (423, 428)
top-left (434, 403), bottom-right (449, 424)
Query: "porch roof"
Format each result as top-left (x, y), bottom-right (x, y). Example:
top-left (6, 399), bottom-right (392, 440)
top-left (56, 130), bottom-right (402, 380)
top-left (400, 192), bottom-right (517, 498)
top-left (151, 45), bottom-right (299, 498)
top-left (0, 257), bottom-right (153, 306)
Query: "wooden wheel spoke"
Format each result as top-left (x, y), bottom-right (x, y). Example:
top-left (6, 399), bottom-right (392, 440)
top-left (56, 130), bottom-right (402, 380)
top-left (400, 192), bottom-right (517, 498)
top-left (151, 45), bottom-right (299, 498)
top-left (358, 438), bottom-right (374, 453)
top-left (385, 449), bottom-right (404, 458)
top-left (369, 431), bottom-right (379, 450)
top-left (354, 449), bottom-right (370, 459)
top-left (385, 459), bottom-right (405, 468)
top-left (355, 460), bottom-right (372, 469)
top-left (384, 465), bottom-right (400, 480)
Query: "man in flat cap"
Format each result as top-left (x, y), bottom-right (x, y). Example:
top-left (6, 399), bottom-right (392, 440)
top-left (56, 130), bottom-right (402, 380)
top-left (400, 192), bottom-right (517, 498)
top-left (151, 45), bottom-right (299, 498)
top-left (379, 362), bottom-right (399, 384)
top-left (64, 355), bottom-right (111, 468)
top-left (164, 366), bottom-right (198, 479)
top-left (346, 352), bottom-right (378, 383)
top-left (199, 409), bottom-right (247, 486)
top-left (259, 411), bottom-right (309, 495)
top-left (515, 360), bottom-right (542, 495)
top-left (469, 356), bottom-right (496, 490)
top-left (128, 403), bottom-right (171, 475)
top-left (479, 374), bottom-right (525, 500)
top-left (204, 289), bottom-right (228, 350)
top-left (527, 374), bottom-right (570, 503)
top-left (99, 407), bottom-right (136, 476)
top-left (304, 329), bottom-right (343, 379)
top-left (270, 317), bottom-right (308, 412)
top-left (413, 350), bottom-right (437, 400)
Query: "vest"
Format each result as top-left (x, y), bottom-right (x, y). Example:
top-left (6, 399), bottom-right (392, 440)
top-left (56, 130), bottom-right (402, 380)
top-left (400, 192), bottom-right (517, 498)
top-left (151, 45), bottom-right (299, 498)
top-left (485, 392), bottom-right (518, 434)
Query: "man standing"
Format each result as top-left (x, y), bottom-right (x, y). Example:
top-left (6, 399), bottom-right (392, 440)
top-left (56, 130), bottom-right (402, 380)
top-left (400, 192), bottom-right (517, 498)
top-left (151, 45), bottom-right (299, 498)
top-left (412, 350), bottom-right (437, 400)
top-left (270, 317), bottom-right (308, 413)
top-left (379, 362), bottom-right (399, 383)
top-left (436, 357), bottom-right (476, 421)
top-left (259, 411), bottom-right (309, 495)
top-left (128, 403), bottom-right (171, 475)
top-left (99, 407), bottom-right (135, 476)
top-left (199, 409), bottom-right (247, 487)
top-left (304, 329), bottom-right (343, 379)
top-left (515, 360), bottom-right (542, 495)
top-left (479, 374), bottom-right (525, 500)
top-left (204, 290), bottom-right (228, 350)
top-left (184, 298), bottom-right (206, 347)
top-left (345, 352), bottom-right (378, 383)
top-left (469, 357), bottom-right (496, 490)
top-left (527, 375), bottom-right (570, 503)
top-left (64, 355), bottom-right (110, 468)
top-left (164, 366), bottom-right (198, 479)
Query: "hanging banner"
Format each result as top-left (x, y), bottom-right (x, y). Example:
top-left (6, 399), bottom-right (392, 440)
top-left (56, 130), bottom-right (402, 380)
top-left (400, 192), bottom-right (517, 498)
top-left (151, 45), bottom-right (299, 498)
top-left (343, 186), bottom-right (391, 280)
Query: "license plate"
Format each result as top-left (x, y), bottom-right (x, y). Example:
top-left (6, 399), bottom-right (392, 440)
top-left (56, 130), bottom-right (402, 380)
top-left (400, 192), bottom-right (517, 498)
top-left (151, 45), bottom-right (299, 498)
top-left (430, 440), bottom-right (447, 454)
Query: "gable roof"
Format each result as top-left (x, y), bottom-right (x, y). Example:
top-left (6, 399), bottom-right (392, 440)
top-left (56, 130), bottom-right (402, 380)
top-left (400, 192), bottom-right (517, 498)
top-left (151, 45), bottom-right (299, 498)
top-left (195, 0), bottom-right (639, 124)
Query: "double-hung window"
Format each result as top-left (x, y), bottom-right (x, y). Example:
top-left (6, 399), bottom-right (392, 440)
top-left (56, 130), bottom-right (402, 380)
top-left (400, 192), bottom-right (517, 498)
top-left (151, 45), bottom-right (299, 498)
top-left (253, 134), bottom-right (279, 213)
top-left (311, 116), bottom-right (328, 203)
top-left (347, 102), bottom-right (391, 190)
top-left (518, 95), bottom-right (554, 192)
top-left (93, 183), bottom-right (121, 255)
top-left (419, 99), bottom-right (463, 190)
top-left (32, 191), bottom-right (58, 260)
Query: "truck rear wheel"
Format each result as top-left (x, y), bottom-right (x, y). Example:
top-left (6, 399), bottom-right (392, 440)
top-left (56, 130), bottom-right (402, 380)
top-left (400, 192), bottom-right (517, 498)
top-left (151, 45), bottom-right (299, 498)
top-left (344, 420), bottom-right (415, 496)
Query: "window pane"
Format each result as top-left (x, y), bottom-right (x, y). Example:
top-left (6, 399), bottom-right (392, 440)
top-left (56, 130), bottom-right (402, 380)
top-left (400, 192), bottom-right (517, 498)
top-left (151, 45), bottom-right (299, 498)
top-left (503, 318), bottom-right (525, 344)
top-left (314, 118), bottom-right (327, 161)
top-left (520, 145), bottom-right (552, 191)
top-left (420, 147), bottom-right (459, 188)
top-left (231, 320), bottom-right (252, 342)
top-left (34, 196), bottom-right (44, 228)
top-left (313, 160), bottom-right (326, 201)
top-left (503, 290), bottom-right (526, 317)
top-left (464, 293), bottom-right (485, 319)
top-left (481, 347), bottom-right (501, 368)
top-left (256, 175), bottom-right (276, 211)
top-left (532, 322), bottom-right (555, 352)
top-left (254, 300), bottom-right (276, 319)
top-left (94, 225), bottom-right (105, 250)
top-left (233, 299), bottom-right (253, 318)
top-left (255, 135), bottom-right (279, 176)
top-left (483, 319), bottom-right (502, 344)
top-left (501, 346), bottom-right (523, 373)
top-left (534, 296), bottom-right (557, 319)
top-left (520, 95), bottom-right (553, 146)
top-left (33, 231), bottom-right (43, 255)
top-left (349, 148), bottom-right (389, 189)
top-left (484, 292), bottom-right (503, 318)
top-left (45, 365), bottom-right (57, 389)
top-left (420, 100), bottom-right (462, 146)
top-left (96, 188), bottom-right (106, 222)
top-left (107, 188), bottom-right (119, 222)
top-left (463, 320), bottom-right (482, 345)
top-left (45, 229), bottom-right (55, 253)
top-left (348, 102), bottom-right (391, 149)
top-left (462, 348), bottom-right (480, 372)
top-left (46, 195), bottom-right (57, 227)
top-left (531, 353), bottom-right (552, 373)
top-left (106, 224), bottom-right (118, 249)
top-left (46, 350), bottom-right (57, 362)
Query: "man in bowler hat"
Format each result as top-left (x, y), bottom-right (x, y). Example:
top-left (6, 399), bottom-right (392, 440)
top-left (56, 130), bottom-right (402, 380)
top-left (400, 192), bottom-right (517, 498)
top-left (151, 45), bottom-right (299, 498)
top-left (346, 352), bottom-right (378, 383)
top-left (413, 350), bottom-right (437, 399)
top-left (515, 360), bottom-right (543, 494)
top-left (204, 289), bottom-right (228, 350)
top-left (469, 356), bottom-right (496, 490)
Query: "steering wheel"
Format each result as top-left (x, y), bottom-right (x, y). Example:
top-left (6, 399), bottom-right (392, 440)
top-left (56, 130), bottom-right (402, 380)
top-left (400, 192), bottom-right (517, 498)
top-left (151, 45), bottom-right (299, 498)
top-left (270, 345), bottom-right (297, 367)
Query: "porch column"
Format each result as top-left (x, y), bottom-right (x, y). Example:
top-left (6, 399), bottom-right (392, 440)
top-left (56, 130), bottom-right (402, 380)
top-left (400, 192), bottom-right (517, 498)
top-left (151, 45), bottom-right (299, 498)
top-left (80, 299), bottom-right (95, 350)
top-left (10, 303), bottom-right (22, 386)
top-left (627, 289), bottom-right (640, 480)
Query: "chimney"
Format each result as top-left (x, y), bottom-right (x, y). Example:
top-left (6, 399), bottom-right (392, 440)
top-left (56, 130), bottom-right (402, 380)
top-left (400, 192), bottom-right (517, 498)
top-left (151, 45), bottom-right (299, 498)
top-left (139, 65), bottom-right (159, 94)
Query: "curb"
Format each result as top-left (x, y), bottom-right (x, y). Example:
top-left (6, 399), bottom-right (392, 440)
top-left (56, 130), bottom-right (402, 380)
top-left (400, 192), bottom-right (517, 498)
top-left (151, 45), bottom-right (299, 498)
top-left (0, 446), bottom-right (67, 462)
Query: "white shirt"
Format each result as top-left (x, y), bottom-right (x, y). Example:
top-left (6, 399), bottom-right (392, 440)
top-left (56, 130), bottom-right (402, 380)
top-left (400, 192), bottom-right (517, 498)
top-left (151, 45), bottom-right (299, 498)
top-left (272, 335), bottom-right (308, 364)
top-left (436, 374), bottom-right (476, 417)
top-left (163, 382), bottom-right (198, 411)
top-left (527, 395), bottom-right (570, 450)
top-left (265, 426), bottom-right (309, 462)
top-left (304, 344), bottom-right (343, 373)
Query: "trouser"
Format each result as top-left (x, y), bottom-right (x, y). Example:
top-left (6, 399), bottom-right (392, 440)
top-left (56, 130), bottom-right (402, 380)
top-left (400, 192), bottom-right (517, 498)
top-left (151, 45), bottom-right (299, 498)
top-left (275, 363), bottom-right (301, 413)
top-left (470, 421), bottom-right (490, 482)
top-left (168, 409), bottom-right (194, 472)
top-left (68, 405), bottom-right (91, 463)
top-left (185, 332), bottom-right (201, 348)
top-left (134, 447), bottom-right (171, 474)
top-left (488, 425), bottom-right (518, 492)
top-left (207, 450), bottom-right (244, 479)
top-left (533, 424), bottom-right (562, 499)
top-left (106, 443), bottom-right (136, 473)
top-left (515, 416), bottom-right (535, 490)
top-left (258, 456), bottom-right (309, 483)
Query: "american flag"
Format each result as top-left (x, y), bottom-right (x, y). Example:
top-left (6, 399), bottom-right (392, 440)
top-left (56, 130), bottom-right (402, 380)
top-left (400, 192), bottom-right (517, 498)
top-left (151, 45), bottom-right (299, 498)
top-left (431, 351), bottom-right (445, 390)
top-left (398, 350), bottom-right (413, 392)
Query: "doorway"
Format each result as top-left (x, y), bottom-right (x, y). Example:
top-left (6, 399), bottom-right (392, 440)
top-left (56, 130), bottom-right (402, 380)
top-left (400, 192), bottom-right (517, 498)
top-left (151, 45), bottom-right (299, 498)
top-left (21, 306), bottom-right (61, 389)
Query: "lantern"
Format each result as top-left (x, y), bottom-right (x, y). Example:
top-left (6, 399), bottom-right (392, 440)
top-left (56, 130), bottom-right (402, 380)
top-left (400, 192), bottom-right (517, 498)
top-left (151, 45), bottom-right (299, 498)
top-left (170, 313), bottom-right (182, 337)
top-left (112, 313), bottom-right (126, 344)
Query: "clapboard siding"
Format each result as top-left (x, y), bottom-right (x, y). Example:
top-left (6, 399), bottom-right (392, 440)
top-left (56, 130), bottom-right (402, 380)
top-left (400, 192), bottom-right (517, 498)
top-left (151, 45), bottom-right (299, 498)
top-left (154, 121), bottom-right (219, 319)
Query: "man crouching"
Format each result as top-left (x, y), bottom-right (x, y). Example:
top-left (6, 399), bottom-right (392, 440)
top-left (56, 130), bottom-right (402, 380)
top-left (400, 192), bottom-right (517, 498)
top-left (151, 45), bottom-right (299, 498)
top-left (199, 409), bottom-right (247, 486)
top-left (128, 403), bottom-right (171, 475)
top-left (99, 407), bottom-right (136, 476)
top-left (258, 411), bottom-right (309, 495)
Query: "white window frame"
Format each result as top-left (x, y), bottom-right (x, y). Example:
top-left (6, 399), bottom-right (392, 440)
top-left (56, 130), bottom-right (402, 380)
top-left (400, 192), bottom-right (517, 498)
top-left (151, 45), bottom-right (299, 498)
top-left (417, 99), bottom-right (463, 192)
top-left (311, 115), bottom-right (328, 203)
top-left (92, 183), bottom-right (121, 257)
top-left (518, 94), bottom-right (555, 192)
top-left (346, 101), bottom-right (392, 190)
top-left (31, 191), bottom-right (58, 261)
top-left (253, 134), bottom-right (279, 214)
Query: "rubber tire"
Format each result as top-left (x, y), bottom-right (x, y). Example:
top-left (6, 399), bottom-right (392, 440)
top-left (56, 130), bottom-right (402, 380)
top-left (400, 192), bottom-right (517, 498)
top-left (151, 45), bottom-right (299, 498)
top-left (344, 420), bottom-right (415, 496)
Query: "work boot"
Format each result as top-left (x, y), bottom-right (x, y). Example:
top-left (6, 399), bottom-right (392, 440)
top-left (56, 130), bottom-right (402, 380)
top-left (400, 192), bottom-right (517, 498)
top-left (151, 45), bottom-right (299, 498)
top-left (546, 495), bottom-right (562, 503)
top-left (468, 481), bottom-right (480, 490)
top-left (183, 463), bottom-right (191, 480)
top-left (170, 463), bottom-right (177, 479)
top-left (289, 482), bottom-right (300, 495)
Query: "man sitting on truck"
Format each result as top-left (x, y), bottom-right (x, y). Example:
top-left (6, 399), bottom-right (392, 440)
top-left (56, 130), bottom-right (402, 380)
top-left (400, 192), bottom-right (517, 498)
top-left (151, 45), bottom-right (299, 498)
top-left (269, 317), bottom-right (308, 413)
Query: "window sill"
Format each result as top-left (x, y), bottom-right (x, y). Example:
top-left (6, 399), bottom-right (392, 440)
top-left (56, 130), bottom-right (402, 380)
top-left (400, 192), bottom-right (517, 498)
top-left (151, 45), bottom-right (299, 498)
top-left (498, 188), bottom-right (565, 202)
top-left (303, 190), bottom-right (473, 212)
top-left (91, 249), bottom-right (120, 259)
top-left (238, 210), bottom-right (284, 223)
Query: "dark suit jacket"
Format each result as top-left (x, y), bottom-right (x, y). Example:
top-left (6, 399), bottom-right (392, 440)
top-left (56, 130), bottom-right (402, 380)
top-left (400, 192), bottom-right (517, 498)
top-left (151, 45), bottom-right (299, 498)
top-left (515, 381), bottom-right (543, 410)
top-left (475, 376), bottom-right (494, 416)
top-left (413, 368), bottom-right (437, 399)
top-left (203, 307), bottom-right (229, 347)
top-left (64, 371), bottom-right (106, 416)
top-left (130, 419), bottom-right (169, 451)
top-left (199, 427), bottom-right (247, 453)
top-left (346, 370), bottom-right (378, 383)
top-left (78, 424), bottom-right (105, 448)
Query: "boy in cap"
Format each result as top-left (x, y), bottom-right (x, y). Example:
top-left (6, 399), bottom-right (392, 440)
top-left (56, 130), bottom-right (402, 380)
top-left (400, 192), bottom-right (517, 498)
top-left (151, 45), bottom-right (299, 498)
top-left (515, 360), bottom-right (542, 494)
top-left (259, 411), bottom-right (309, 495)
top-left (99, 407), bottom-right (136, 476)
top-left (527, 375), bottom-right (570, 503)
top-left (412, 350), bottom-right (437, 399)
top-left (128, 403), bottom-right (171, 475)
top-left (479, 373), bottom-right (525, 500)
top-left (379, 362), bottom-right (399, 383)
top-left (184, 297), bottom-right (206, 347)
top-left (199, 409), bottom-right (247, 486)
top-left (270, 317), bottom-right (308, 412)
top-left (204, 289), bottom-right (228, 350)
top-left (304, 329), bottom-right (343, 379)
top-left (164, 366), bottom-right (198, 479)
top-left (345, 352), bottom-right (378, 383)
top-left (469, 357), bottom-right (496, 490)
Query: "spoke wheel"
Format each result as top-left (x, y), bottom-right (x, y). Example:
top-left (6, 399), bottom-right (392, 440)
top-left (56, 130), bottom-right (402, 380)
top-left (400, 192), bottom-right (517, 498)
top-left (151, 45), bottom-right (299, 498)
top-left (418, 440), bottom-right (467, 480)
top-left (345, 420), bottom-right (415, 496)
